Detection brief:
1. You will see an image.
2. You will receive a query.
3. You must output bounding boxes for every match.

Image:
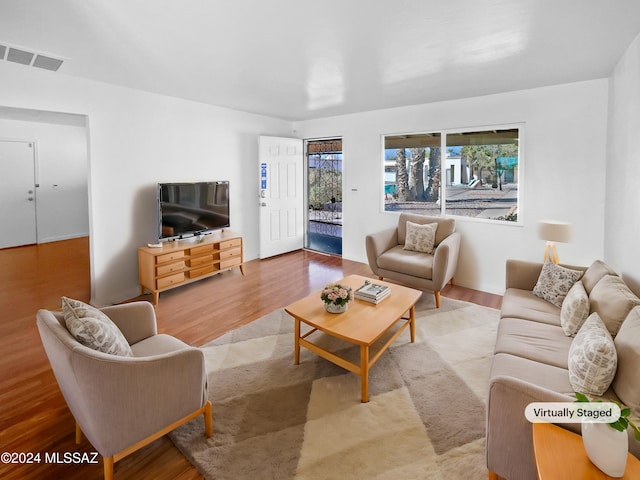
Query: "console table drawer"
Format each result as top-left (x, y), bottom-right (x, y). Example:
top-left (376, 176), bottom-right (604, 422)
top-left (219, 238), bottom-right (242, 250)
top-left (157, 272), bottom-right (185, 289)
top-left (157, 251), bottom-right (185, 264)
top-left (220, 257), bottom-right (241, 269)
top-left (190, 244), bottom-right (214, 256)
top-left (187, 254), bottom-right (213, 267)
top-left (220, 247), bottom-right (241, 260)
top-left (188, 265), bottom-right (214, 278)
top-left (156, 261), bottom-right (185, 276)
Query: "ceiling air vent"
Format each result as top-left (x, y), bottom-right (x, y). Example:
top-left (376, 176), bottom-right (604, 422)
top-left (1, 42), bottom-right (65, 72)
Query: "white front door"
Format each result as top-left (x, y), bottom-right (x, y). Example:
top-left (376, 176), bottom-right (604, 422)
top-left (0, 140), bottom-right (37, 248)
top-left (258, 136), bottom-right (304, 259)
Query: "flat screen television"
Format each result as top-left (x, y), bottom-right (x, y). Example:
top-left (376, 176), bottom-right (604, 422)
top-left (157, 181), bottom-right (230, 241)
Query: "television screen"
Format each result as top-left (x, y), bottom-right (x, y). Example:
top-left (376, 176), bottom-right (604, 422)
top-left (158, 181), bottom-right (229, 240)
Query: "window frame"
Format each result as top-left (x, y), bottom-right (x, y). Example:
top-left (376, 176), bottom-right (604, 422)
top-left (381, 123), bottom-right (524, 226)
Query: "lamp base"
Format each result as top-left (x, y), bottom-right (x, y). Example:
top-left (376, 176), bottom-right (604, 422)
top-left (543, 242), bottom-right (560, 264)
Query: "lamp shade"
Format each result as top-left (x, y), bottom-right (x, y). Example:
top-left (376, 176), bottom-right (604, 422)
top-left (538, 221), bottom-right (572, 243)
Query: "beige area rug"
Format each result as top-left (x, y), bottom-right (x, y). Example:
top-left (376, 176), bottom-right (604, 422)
top-left (169, 295), bottom-right (500, 480)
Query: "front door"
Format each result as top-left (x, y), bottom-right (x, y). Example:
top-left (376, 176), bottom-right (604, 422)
top-left (0, 140), bottom-right (37, 248)
top-left (258, 136), bottom-right (304, 259)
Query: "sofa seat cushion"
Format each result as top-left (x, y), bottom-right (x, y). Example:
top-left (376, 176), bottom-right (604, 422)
top-left (612, 306), bottom-right (640, 416)
top-left (501, 288), bottom-right (561, 326)
top-left (589, 274), bottom-right (640, 337)
top-left (130, 333), bottom-right (191, 357)
top-left (490, 353), bottom-right (574, 396)
top-left (495, 317), bottom-right (573, 369)
top-left (377, 245), bottom-right (433, 279)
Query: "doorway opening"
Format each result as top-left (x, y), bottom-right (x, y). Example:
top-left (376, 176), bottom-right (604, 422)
top-left (305, 138), bottom-right (342, 256)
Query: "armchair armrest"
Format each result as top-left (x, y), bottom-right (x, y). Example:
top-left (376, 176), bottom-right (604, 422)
top-left (432, 231), bottom-right (461, 290)
top-left (101, 301), bottom-right (157, 345)
top-left (365, 227), bottom-right (398, 275)
top-left (71, 346), bottom-right (207, 457)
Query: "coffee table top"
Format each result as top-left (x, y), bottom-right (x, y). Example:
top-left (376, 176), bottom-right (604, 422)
top-left (284, 275), bottom-right (422, 346)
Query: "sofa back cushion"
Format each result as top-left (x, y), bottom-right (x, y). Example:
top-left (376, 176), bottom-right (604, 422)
top-left (398, 213), bottom-right (455, 247)
top-left (589, 275), bottom-right (640, 337)
top-left (581, 260), bottom-right (618, 295)
top-left (612, 306), bottom-right (640, 416)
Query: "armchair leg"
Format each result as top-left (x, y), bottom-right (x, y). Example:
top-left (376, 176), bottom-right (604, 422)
top-left (204, 400), bottom-right (213, 438)
top-left (450, 277), bottom-right (454, 286)
top-left (378, 276), bottom-right (383, 281)
top-left (75, 421), bottom-right (83, 444)
top-left (435, 291), bottom-right (441, 308)
top-left (104, 456), bottom-right (114, 480)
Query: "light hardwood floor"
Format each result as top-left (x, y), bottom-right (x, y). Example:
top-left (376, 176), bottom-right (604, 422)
top-left (0, 237), bottom-right (502, 480)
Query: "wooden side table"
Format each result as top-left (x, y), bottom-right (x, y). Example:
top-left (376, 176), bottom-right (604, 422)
top-left (532, 422), bottom-right (640, 479)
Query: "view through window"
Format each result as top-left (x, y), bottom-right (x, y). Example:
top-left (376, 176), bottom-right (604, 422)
top-left (384, 127), bottom-right (519, 222)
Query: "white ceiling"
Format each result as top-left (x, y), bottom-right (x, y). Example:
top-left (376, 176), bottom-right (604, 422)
top-left (2, 0), bottom-right (640, 121)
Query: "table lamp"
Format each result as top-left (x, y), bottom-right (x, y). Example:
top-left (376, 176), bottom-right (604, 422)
top-left (538, 221), bottom-right (571, 264)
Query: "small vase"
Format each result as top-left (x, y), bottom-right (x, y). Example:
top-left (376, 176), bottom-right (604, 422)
top-left (325, 302), bottom-right (348, 313)
top-left (582, 422), bottom-right (628, 477)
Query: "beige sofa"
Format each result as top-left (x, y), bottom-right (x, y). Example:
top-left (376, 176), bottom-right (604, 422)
top-left (486, 259), bottom-right (640, 480)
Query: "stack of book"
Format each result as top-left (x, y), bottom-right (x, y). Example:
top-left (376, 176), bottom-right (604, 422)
top-left (355, 281), bottom-right (391, 304)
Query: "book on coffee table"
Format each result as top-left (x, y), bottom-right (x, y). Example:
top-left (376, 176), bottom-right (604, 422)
top-left (355, 281), bottom-right (391, 304)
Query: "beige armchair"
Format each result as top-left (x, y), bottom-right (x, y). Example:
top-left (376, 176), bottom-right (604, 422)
top-left (36, 301), bottom-right (212, 480)
top-left (365, 213), bottom-right (461, 307)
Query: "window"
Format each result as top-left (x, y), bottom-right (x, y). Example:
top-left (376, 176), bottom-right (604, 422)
top-left (383, 127), bottom-right (519, 222)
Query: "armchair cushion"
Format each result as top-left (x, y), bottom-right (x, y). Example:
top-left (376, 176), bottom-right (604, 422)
top-left (378, 245), bottom-right (434, 278)
top-left (403, 221), bottom-right (437, 253)
top-left (61, 296), bottom-right (133, 357)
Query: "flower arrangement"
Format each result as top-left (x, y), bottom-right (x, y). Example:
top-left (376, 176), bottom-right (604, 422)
top-left (575, 392), bottom-right (640, 440)
top-left (321, 283), bottom-right (354, 307)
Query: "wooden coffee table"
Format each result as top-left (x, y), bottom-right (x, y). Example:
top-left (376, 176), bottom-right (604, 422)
top-left (284, 275), bottom-right (422, 403)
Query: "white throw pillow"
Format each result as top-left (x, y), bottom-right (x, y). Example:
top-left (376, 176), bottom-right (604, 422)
top-left (560, 280), bottom-right (590, 336)
top-left (532, 261), bottom-right (583, 308)
top-left (62, 297), bottom-right (133, 356)
top-left (568, 312), bottom-right (617, 396)
top-left (403, 221), bottom-right (438, 254)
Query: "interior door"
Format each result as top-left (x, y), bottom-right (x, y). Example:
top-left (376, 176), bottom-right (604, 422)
top-left (258, 136), bottom-right (304, 259)
top-left (0, 140), bottom-right (37, 248)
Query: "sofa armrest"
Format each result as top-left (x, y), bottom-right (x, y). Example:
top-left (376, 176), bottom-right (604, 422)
top-left (101, 301), bottom-right (158, 345)
top-left (505, 259), bottom-right (545, 291)
top-left (365, 227), bottom-right (398, 275)
top-left (71, 346), bottom-right (206, 457)
top-left (486, 375), bottom-right (577, 480)
top-left (432, 231), bottom-right (461, 290)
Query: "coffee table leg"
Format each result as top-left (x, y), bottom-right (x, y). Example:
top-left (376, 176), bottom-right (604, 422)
top-left (294, 318), bottom-right (300, 365)
top-left (409, 305), bottom-right (416, 343)
top-left (360, 345), bottom-right (369, 403)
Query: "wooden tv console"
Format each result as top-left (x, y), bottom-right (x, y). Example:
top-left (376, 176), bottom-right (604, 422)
top-left (138, 230), bottom-right (244, 305)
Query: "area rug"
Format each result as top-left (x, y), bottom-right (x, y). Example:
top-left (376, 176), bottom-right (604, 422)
top-left (169, 295), bottom-right (499, 480)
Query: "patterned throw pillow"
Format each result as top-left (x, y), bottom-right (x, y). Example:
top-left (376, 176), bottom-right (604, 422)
top-left (61, 297), bottom-right (133, 356)
top-left (568, 312), bottom-right (617, 396)
top-left (403, 221), bottom-right (438, 254)
top-left (532, 261), bottom-right (583, 307)
top-left (560, 280), bottom-right (590, 336)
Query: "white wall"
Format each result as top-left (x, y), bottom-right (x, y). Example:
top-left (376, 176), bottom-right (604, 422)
top-left (605, 32), bottom-right (640, 294)
top-left (294, 80), bottom-right (609, 294)
top-left (0, 62), bottom-right (292, 305)
top-left (0, 112), bottom-right (89, 243)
